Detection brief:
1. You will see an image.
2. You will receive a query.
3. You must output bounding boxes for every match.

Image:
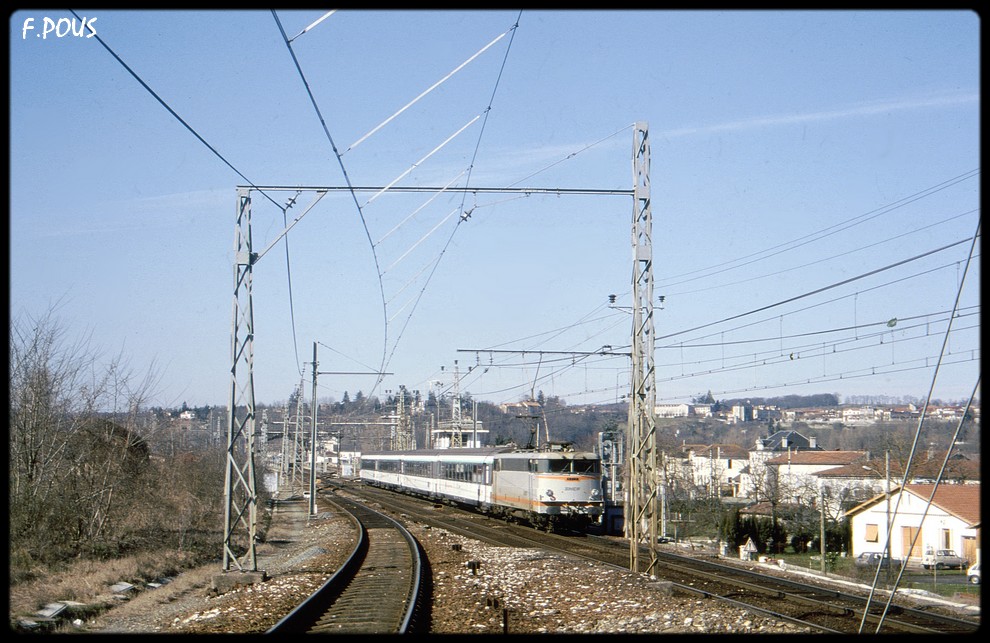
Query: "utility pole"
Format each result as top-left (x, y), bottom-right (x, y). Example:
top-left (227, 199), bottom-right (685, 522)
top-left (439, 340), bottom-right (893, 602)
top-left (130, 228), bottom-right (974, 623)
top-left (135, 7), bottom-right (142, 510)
top-left (884, 450), bottom-right (891, 582)
top-left (625, 121), bottom-right (659, 575)
top-left (279, 401), bottom-right (289, 477)
top-left (293, 379), bottom-right (305, 487)
top-left (820, 485), bottom-right (827, 574)
top-left (222, 188), bottom-right (259, 575)
top-left (309, 341), bottom-right (391, 487)
top-left (451, 361), bottom-right (463, 448)
top-left (309, 342), bottom-right (319, 516)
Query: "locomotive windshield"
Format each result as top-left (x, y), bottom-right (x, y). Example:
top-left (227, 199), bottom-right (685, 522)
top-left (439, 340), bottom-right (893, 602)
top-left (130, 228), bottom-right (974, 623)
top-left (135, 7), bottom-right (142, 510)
top-left (542, 458), bottom-right (600, 474)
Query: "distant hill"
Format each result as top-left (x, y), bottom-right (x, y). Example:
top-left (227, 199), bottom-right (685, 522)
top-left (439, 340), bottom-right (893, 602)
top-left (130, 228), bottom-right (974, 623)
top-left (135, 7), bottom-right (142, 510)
top-left (720, 393), bottom-right (840, 409)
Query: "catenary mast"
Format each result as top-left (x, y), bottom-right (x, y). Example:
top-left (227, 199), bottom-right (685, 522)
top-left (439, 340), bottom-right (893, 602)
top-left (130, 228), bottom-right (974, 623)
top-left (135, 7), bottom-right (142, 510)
top-left (624, 122), bottom-right (660, 574)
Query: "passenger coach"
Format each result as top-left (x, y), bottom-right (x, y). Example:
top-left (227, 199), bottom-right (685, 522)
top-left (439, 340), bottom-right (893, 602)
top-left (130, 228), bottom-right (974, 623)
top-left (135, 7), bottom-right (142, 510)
top-left (359, 444), bottom-right (603, 531)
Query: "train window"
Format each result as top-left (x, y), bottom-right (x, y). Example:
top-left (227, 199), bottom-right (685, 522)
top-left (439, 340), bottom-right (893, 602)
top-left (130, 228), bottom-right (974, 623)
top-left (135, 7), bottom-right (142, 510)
top-left (572, 459), bottom-right (600, 474)
top-left (495, 458), bottom-right (528, 472)
top-left (376, 460), bottom-right (399, 473)
top-left (405, 461), bottom-right (431, 478)
top-left (535, 458), bottom-right (601, 474)
top-left (475, 463), bottom-right (486, 482)
top-left (547, 459), bottom-right (572, 473)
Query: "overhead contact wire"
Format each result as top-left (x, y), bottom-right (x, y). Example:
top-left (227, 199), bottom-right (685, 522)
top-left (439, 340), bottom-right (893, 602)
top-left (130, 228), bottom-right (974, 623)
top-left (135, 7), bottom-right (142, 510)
top-left (273, 10), bottom-right (390, 394)
top-left (382, 11), bottom-right (524, 374)
top-left (659, 168), bottom-right (980, 287)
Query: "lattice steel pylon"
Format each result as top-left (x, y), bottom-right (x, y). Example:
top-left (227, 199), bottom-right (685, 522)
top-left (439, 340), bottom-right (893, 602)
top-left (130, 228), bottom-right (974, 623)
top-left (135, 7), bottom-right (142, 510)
top-left (624, 121), bottom-right (660, 575)
top-left (219, 152), bottom-right (645, 573)
top-left (292, 379), bottom-right (306, 488)
top-left (223, 187), bottom-right (259, 573)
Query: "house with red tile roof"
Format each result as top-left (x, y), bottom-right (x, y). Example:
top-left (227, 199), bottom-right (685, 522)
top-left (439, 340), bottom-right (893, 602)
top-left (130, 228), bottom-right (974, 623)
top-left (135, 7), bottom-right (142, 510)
top-left (744, 430), bottom-right (823, 499)
top-left (844, 483), bottom-right (980, 565)
top-left (756, 449), bottom-right (869, 516)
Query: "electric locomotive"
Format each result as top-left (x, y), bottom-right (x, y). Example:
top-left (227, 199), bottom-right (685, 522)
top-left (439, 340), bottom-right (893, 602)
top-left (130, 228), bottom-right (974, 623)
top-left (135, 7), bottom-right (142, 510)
top-left (359, 442), bottom-right (603, 531)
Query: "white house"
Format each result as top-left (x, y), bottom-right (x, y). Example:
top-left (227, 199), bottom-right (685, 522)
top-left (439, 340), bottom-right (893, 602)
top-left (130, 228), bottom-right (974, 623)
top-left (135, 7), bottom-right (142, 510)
top-left (761, 450), bottom-right (869, 516)
top-left (845, 483), bottom-right (980, 565)
top-left (691, 404), bottom-right (713, 418)
top-left (742, 430), bottom-right (822, 499)
top-left (655, 403), bottom-right (690, 418)
top-left (685, 443), bottom-right (749, 497)
top-left (840, 405), bottom-right (876, 426)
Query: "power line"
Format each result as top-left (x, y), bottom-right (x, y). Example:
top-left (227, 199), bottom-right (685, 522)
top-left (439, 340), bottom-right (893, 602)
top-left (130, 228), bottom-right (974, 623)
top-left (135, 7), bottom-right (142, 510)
top-left (658, 322), bottom-right (980, 386)
top-left (656, 237), bottom-right (975, 343)
top-left (656, 251), bottom-right (980, 350)
top-left (344, 24), bottom-right (515, 155)
top-left (68, 10), bottom-right (284, 212)
top-left (658, 168), bottom-right (979, 287)
top-left (272, 10), bottom-right (389, 395)
top-left (666, 207), bottom-right (979, 298)
top-left (380, 11), bottom-right (524, 381)
top-left (74, 8), bottom-right (310, 376)
top-left (864, 216), bottom-right (980, 633)
top-left (664, 306), bottom-right (979, 350)
top-left (666, 352), bottom-right (979, 404)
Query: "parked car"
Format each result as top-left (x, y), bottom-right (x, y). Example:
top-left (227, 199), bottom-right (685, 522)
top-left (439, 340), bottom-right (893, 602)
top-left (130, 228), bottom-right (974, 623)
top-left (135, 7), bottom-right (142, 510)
top-left (922, 549), bottom-right (968, 570)
top-left (854, 552), bottom-right (901, 569)
top-left (966, 561), bottom-right (980, 585)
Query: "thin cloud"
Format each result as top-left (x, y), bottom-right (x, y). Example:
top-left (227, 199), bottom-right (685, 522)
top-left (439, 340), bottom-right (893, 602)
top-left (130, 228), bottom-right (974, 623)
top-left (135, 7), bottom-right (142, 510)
top-left (659, 91), bottom-right (978, 139)
top-left (18, 189), bottom-right (231, 239)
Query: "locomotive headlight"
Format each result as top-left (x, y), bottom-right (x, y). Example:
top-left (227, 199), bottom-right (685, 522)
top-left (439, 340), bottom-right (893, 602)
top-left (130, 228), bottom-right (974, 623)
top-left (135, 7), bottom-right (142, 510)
top-left (591, 488), bottom-right (601, 498)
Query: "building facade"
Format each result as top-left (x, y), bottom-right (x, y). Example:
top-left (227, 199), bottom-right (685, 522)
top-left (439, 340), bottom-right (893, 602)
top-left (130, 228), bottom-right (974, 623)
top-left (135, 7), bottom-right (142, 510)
top-left (845, 483), bottom-right (980, 565)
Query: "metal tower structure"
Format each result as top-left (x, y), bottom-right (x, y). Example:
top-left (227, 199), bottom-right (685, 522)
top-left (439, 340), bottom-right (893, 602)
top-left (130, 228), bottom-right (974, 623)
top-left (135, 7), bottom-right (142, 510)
top-left (223, 188), bottom-right (259, 573)
top-left (309, 343), bottom-right (319, 515)
top-left (278, 401), bottom-right (290, 477)
top-left (624, 121), bottom-right (659, 575)
top-left (292, 380), bottom-right (306, 487)
top-left (392, 387), bottom-right (416, 450)
top-left (221, 130), bottom-right (651, 573)
top-left (451, 361), bottom-right (463, 448)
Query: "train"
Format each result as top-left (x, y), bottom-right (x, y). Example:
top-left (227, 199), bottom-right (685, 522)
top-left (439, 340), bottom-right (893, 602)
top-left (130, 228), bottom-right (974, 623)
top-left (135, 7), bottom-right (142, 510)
top-left (358, 442), bottom-right (604, 531)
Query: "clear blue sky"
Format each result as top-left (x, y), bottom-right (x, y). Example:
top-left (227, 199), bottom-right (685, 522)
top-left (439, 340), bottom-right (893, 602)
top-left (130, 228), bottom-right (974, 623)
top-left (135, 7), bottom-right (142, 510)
top-left (9, 9), bottom-right (981, 410)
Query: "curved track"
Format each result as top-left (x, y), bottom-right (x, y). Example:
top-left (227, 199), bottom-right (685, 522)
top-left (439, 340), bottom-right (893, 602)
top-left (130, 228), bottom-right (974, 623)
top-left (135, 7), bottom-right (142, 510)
top-left (267, 490), bottom-right (426, 634)
top-left (339, 478), bottom-right (979, 635)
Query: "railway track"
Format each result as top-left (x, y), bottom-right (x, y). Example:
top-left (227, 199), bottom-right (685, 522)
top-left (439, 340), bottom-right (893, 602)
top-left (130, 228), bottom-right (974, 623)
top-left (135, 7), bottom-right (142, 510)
top-left (643, 550), bottom-right (978, 634)
top-left (267, 490), bottom-right (426, 634)
top-left (335, 478), bottom-right (979, 635)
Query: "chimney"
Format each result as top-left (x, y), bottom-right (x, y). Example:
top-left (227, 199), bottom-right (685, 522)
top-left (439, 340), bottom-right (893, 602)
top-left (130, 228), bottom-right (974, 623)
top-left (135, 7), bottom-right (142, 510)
top-left (809, 436), bottom-right (817, 449)
top-left (781, 437), bottom-right (788, 449)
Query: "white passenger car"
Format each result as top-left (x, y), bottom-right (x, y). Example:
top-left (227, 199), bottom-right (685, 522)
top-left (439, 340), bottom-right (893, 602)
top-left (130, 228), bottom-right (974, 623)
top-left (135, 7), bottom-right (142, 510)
top-left (359, 444), bottom-right (603, 531)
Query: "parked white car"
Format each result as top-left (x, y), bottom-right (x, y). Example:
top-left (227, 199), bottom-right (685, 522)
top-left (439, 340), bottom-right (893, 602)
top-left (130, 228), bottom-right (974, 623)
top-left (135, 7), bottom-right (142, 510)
top-left (967, 561), bottom-right (980, 585)
top-left (922, 549), bottom-right (968, 570)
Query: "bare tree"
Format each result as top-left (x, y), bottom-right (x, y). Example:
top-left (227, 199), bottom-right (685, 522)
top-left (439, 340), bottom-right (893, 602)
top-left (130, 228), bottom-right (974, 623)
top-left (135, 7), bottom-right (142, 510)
top-left (9, 307), bottom-right (160, 563)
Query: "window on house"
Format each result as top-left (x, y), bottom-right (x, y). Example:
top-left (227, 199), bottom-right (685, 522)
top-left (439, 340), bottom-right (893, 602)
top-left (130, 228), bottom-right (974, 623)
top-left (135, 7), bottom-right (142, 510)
top-left (865, 524), bottom-right (879, 543)
top-left (942, 528), bottom-right (951, 549)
